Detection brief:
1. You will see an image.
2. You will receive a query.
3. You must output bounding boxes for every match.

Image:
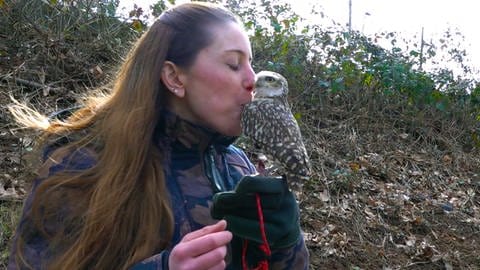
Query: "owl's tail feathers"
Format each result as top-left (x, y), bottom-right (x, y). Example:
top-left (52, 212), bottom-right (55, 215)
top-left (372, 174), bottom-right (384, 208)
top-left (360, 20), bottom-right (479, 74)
top-left (284, 173), bottom-right (309, 202)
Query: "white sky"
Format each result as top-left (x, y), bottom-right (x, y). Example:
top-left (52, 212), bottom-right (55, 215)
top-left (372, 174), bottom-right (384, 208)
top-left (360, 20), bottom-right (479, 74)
top-left (119, 0), bottom-right (480, 77)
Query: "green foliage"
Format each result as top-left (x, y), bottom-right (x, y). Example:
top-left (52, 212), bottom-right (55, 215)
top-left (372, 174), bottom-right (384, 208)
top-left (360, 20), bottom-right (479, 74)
top-left (221, 0), bottom-right (480, 118)
top-left (2, 0), bottom-right (479, 128)
top-left (151, 0), bottom-right (170, 18)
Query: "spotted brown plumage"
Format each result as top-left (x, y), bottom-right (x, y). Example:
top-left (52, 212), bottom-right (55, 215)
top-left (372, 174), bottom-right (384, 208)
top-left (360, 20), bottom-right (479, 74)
top-left (241, 70), bottom-right (310, 199)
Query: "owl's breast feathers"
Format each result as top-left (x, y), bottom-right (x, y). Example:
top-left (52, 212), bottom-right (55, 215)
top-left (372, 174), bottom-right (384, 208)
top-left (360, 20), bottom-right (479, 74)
top-left (241, 98), bottom-right (310, 178)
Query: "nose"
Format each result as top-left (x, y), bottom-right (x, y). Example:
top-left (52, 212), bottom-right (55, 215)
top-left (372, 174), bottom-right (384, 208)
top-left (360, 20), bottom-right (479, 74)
top-left (243, 64), bottom-right (255, 92)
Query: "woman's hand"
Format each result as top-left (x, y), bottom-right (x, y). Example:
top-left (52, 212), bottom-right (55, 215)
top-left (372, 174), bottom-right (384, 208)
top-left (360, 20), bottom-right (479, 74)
top-left (169, 220), bottom-right (232, 270)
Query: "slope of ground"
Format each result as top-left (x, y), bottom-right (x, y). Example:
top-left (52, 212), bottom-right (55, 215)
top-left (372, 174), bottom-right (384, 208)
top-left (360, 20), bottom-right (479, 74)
top-left (1, 84), bottom-right (479, 269)
top-left (298, 97), bottom-right (480, 269)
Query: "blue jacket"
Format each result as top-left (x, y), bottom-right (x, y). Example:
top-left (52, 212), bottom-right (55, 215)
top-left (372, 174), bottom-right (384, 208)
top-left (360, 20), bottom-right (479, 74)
top-left (8, 113), bottom-right (309, 269)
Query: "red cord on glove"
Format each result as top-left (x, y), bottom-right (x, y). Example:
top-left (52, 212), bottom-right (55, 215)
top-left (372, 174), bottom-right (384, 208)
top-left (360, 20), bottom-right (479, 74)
top-left (241, 193), bottom-right (272, 270)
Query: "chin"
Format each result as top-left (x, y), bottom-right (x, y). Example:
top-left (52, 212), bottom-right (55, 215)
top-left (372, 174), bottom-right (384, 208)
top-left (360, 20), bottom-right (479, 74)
top-left (221, 125), bottom-right (242, 137)
top-left (215, 115), bottom-right (242, 136)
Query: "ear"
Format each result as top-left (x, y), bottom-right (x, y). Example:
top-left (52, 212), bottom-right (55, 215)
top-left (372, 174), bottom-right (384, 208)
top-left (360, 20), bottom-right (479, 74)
top-left (161, 61), bottom-right (185, 98)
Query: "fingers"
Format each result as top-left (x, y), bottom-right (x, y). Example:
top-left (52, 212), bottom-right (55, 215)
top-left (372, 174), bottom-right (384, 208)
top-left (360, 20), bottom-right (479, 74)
top-left (181, 220), bottom-right (228, 242)
top-left (208, 261), bottom-right (228, 270)
top-left (169, 220), bottom-right (232, 270)
top-left (170, 241), bottom-right (229, 270)
top-left (194, 244), bottom-right (228, 269)
top-left (184, 230), bottom-right (232, 257)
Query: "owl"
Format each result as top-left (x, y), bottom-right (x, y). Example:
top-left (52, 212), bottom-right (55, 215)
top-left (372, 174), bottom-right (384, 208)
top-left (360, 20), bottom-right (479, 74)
top-left (241, 70), bottom-right (311, 199)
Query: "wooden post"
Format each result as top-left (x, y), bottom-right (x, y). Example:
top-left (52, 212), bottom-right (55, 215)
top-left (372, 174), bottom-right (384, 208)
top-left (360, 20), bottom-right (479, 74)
top-left (419, 27), bottom-right (424, 70)
top-left (349, 0), bottom-right (352, 32)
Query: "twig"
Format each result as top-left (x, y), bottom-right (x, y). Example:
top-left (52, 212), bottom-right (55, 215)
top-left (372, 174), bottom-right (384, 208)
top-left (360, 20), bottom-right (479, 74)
top-left (1, 75), bottom-right (63, 95)
top-left (7, 76), bottom-right (45, 89)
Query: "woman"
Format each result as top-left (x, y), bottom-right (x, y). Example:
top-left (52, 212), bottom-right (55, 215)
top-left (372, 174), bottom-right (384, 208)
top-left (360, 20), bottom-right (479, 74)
top-left (8, 2), bottom-right (309, 269)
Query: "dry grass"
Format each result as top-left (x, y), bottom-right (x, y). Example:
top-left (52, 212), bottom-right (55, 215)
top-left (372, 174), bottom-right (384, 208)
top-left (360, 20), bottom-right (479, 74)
top-left (296, 92), bottom-right (480, 269)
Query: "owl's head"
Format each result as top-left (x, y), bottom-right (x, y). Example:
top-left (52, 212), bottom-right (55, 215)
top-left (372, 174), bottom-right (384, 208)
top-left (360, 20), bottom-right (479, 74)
top-left (254, 71), bottom-right (288, 99)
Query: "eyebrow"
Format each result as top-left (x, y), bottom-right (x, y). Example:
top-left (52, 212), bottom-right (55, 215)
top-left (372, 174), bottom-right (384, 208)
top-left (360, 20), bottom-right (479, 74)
top-left (224, 49), bottom-right (252, 62)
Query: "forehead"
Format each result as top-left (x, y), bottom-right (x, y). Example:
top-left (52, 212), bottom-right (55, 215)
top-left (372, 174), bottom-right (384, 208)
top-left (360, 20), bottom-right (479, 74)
top-left (204, 22), bottom-right (252, 59)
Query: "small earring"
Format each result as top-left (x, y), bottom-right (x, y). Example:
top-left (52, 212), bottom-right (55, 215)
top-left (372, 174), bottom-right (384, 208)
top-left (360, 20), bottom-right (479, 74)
top-left (171, 88), bottom-right (177, 93)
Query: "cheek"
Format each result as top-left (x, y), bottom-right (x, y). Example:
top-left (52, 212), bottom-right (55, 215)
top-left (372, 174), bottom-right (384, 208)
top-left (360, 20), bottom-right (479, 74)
top-left (191, 59), bottom-right (233, 89)
top-left (200, 70), bottom-right (231, 92)
top-left (196, 71), bottom-right (236, 105)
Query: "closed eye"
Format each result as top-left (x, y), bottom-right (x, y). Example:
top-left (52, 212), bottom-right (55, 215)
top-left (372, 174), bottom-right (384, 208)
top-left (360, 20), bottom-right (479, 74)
top-left (227, 64), bottom-right (239, 71)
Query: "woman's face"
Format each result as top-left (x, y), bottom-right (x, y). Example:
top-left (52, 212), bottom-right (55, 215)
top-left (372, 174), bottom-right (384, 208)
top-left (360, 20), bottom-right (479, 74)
top-left (171, 22), bottom-right (255, 136)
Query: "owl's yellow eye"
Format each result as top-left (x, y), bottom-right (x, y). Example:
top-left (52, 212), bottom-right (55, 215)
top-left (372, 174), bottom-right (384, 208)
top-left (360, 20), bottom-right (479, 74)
top-left (265, 76), bottom-right (275, 82)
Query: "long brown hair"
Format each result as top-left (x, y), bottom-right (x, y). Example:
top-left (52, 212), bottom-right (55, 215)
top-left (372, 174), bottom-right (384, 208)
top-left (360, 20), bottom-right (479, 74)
top-left (9, 2), bottom-right (240, 269)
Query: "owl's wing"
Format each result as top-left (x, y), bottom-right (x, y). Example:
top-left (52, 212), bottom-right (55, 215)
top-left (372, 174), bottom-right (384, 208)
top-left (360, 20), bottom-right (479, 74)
top-left (241, 99), bottom-right (310, 177)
